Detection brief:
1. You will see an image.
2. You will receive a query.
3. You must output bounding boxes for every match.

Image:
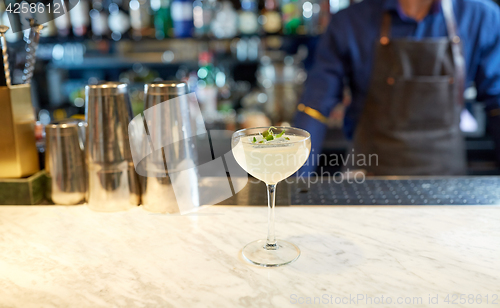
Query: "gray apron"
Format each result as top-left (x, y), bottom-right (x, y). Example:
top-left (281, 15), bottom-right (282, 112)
top-left (352, 0), bottom-right (467, 176)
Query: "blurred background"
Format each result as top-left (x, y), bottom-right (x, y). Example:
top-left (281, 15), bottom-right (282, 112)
top-left (2, 0), bottom-right (500, 175)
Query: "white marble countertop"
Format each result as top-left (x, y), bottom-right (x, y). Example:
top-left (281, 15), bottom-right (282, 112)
top-left (0, 205), bottom-right (499, 308)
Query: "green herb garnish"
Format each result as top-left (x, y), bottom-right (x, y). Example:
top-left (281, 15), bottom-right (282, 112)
top-left (256, 127), bottom-right (288, 144)
top-left (263, 126), bottom-right (275, 141)
top-left (275, 129), bottom-right (286, 139)
top-left (252, 137), bottom-right (257, 143)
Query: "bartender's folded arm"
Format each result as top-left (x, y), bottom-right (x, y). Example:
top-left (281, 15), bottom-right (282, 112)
top-left (294, 0), bottom-right (500, 174)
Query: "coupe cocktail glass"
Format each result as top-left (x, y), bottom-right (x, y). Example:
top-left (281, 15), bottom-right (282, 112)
top-left (231, 127), bottom-right (311, 267)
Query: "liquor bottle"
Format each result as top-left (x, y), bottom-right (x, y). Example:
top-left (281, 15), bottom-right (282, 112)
top-left (193, 0), bottom-right (216, 37)
top-left (210, 1), bottom-right (237, 39)
top-left (129, 0), bottom-right (152, 39)
top-left (89, 0), bottom-right (110, 40)
top-left (302, 0), bottom-right (321, 35)
top-left (69, 0), bottom-right (91, 37)
top-left (281, 0), bottom-right (301, 35)
top-left (238, 0), bottom-right (259, 35)
top-left (196, 51), bottom-right (218, 116)
top-left (107, 0), bottom-right (131, 40)
top-left (171, 0), bottom-right (193, 38)
top-left (54, 0), bottom-right (73, 37)
top-left (151, 0), bottom-right (173, 39)
top-left (260, 0), bottom-right (281, 35)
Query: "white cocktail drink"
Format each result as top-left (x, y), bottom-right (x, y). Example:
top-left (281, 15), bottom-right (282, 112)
top-left (231, 127), bottom-right (311, 267)
top-left (233, 135), bottom-right (310, 184)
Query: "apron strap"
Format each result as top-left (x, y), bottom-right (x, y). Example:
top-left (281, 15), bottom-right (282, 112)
top-left (441, 0), bottom-right (459, 41)
top-left (442, 0), bottom-right (466, 105)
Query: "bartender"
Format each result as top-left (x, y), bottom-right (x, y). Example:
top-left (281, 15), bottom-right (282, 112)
top-left (294, 0), bottom-right (500, 175)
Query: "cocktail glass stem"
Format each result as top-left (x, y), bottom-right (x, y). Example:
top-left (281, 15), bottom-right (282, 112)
top-left (266, 183), bottom-right (278, 250)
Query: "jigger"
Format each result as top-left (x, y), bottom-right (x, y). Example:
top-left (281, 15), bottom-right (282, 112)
top-left (85, 82), bottom-right (141, 211)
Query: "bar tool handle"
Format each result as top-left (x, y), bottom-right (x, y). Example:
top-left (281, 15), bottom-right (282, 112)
top-left (0, 25), bottom-right (11, 87)
top-left (22, 19), bottom-right (43, 84)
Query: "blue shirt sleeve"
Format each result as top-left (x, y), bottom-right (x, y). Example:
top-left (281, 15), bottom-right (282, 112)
top-left (474, 3), bottom-right (500, 112)
top-left (293, 16), bottom-right (347, 174)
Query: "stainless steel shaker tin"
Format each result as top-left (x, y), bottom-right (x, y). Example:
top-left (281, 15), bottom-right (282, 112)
top-left (140, 81), bottom-right (200, 213)
top-left (85, 81), bottom-right (141, 211)
top-left (144, 81), bottom-right (188, 97)
top-left (45, 119), bottom-right (87, 205)
top-left (85, 82), bottom-right (128, 97)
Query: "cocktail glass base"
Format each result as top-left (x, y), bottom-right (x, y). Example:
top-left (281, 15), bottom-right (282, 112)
top-left (242, 239), bottom-right (300, 267)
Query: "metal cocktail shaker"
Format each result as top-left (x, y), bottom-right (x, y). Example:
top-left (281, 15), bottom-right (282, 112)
top-left (85, 82), bottom-right (141, 211)
top-left (138, 81), bottom-right (200, 213)
top-left (45, 120), bottom-right (87, 205)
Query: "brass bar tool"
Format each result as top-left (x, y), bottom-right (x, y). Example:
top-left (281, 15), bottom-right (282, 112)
top-left (0, 25), bottom-right (11, 87)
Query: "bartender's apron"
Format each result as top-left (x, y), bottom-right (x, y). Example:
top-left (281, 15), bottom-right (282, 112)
top-left (352, 0), bottom-right (467, 175)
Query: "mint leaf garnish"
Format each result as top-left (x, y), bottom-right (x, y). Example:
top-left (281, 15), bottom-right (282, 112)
top-left (257, 127), bottom-right (288, 143)
top-left (263, 126), bottom-right (277, 139)
top-left (252, 137), bottom-right (257, 143)
top-left (275, 129), bottom-right (286, 138)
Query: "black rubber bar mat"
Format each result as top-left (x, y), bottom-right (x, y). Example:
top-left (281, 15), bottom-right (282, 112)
top-left (217, 177), bottom-right (500, 206)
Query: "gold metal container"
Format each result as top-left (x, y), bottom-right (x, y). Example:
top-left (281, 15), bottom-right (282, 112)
top-left (0, 84), bottom-right (39, 178)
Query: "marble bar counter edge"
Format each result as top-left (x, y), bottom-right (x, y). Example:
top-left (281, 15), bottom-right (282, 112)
top-left (0, 205), bottom-right (499, 308)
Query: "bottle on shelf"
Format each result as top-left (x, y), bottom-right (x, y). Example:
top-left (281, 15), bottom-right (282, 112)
top-left (193, 0), bottom-right (216, 38)
top-left (238, 0), bottom-right (259, 35)
top-left (54, 0), bottom-right (73, 38)
top-left (107, 0), bottom-right (131, 40)
top-left (260, 0), bottom-right (282, 35)
top-left (151, 0), bottom-right (173, 39)
top-left (69, 0), bottom-right (91, 37)
top-left (210, 1), bottom-right (237, 39)
top-left (129, 0), bottom-right (152, 39)
top-left (196, 51), bottom-right (218, 117)
top-left (281, 0), bottom-right (302, 35)
top-left (89, 0), bottom-right (110, 40)
top-left (171, 0), bottom-right (193, 38)
top-left (302, 0), bottom-right (322, 35)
